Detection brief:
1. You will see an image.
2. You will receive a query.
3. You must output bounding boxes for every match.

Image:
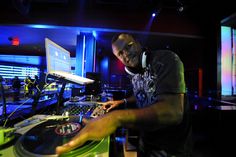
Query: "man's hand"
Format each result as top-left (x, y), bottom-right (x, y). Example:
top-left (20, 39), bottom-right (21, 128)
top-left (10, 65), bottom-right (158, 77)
top-left (99, 100), bottom-right (123, 112)
top-left (55, 113), bottom-right (120, 155)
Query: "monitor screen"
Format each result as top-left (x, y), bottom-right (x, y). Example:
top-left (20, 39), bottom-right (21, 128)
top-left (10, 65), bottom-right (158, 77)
top-left (45, 38), bottom-right (71, 73)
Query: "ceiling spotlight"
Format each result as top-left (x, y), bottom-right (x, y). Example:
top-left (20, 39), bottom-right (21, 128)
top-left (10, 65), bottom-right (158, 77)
top-left (176, 0), bottom-right (184, 12)
top-left (152, 10), bottom-right (160, 17)
top-left (177, 5), bottom-right (184, 12)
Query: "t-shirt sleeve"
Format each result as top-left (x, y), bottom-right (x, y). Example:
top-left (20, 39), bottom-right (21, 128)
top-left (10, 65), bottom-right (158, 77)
top-left (153, 51), bottom-right (186, 94)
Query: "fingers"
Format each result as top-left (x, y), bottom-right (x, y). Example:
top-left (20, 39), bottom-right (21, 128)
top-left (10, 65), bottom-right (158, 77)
top-left (56, 143), bottom-right (74, 155)
top-left (97, 102), bottom-right (106, 105)
top-left (56, 133), bottom-right (87, 155)
top-left (98, 101), bottom-right (114, 112)
top-left (106, 106), bottom-right (113, 112)
top-left (82, 118), bottom-right (90, 124)
top-left (101, 103), bottom-right (111, 110)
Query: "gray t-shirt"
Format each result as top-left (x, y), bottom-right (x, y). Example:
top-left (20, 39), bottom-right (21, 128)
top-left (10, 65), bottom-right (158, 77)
top-left (131, 50), bottom-right (191, 157)
top-left (132, 50), bottom-right (186, 107)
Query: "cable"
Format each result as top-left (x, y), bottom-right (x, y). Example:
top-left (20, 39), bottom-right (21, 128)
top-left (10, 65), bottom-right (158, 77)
top-left (44, 73), bottom-right (61, 89)
top-left (3, 79), bottom-right (56, 128)
top-left (45, 73), bottom-right (49, 85)
top-left (3, 73), bottom-right (68, 127)
top-left (3, 98), bottom-right (31, 127)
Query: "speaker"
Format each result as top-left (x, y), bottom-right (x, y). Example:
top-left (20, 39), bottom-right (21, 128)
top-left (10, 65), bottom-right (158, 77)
top-left (71, 87), bottom-right (83, 97)
top-left (85, 72), bottom-right (102, 95)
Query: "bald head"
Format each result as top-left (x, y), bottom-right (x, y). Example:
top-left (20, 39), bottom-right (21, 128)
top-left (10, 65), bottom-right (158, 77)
top-left (112, 33), bottom-right (135, 44)
top-left (111, 33), bottom-right (142, 68)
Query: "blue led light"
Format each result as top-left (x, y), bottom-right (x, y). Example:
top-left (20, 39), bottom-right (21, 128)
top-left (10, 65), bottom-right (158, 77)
top-left (0, 55), bottom-right (41, 65)
top-left (208, 97), bottom-right (212, 101)
top-left (101, 57), bottom-right (109, 70)
top-left (28, 24), bottom-right (57, 29)
top-left (92, 31), bottom-right (97, 38)
top-left (115, 137), bottom-right (125, 143)
top-left (0, 65), bottom-right (39, 79)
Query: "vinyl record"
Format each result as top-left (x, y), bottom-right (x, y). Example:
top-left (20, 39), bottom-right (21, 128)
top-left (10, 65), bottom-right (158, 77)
top-left (14, 119), bottom-right (99, 157)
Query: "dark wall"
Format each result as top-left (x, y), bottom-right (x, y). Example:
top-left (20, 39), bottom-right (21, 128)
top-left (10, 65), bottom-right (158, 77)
top-left (0, 1), bottom-right (205, 35)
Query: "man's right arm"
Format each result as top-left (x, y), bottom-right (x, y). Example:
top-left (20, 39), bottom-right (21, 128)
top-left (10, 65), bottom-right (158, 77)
top-left (102, 95), bottom-right (136, 112)
top-left (124, 95), bottom-right (136, 104)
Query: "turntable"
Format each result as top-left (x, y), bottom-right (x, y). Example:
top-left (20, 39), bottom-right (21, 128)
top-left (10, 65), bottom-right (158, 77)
top-left (0, 118), bottom-right (110, 157)
top-left (14, 118), bottom-right (110, 157)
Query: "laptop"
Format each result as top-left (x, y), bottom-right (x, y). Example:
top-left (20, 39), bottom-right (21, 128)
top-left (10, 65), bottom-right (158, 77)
top-left (45, 38), bottom-right (94, 85)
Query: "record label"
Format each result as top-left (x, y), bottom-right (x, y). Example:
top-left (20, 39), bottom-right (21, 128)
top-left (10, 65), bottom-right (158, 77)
top-left (55, 122), bottom-right (81, 136)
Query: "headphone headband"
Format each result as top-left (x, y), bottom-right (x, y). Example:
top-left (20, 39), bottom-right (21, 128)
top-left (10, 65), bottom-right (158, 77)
top-left (125, 66), bottom-right (136, 76)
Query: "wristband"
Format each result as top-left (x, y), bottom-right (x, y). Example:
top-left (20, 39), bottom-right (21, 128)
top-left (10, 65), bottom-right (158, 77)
top-left (123, 98), bottom-right (127, 105)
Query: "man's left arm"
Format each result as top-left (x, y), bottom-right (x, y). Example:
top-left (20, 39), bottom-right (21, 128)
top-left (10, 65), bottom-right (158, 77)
top-left (117, 93), bottom-right (184, 129)
top-left (56, 93), bottom-right (184, 154)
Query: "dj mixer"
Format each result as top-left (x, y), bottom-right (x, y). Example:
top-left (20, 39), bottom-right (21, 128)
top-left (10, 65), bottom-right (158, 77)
top-left (62, 101), bottom-right (106, 118)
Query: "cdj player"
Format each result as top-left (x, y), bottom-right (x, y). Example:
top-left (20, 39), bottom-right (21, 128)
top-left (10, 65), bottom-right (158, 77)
top-left (0, 101), bottom-right (110, 157)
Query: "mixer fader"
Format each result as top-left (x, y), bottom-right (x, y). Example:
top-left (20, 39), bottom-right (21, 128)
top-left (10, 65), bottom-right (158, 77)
top-left (62, 100), bottom-right (107, 118)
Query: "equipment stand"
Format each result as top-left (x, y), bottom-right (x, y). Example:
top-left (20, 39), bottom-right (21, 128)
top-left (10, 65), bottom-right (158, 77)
top-left (0, 78), bottom-right (7, 120)
top-left (31, 89), bottom-right (42, 114)
top-left (56, 81), bottom-right (66, 114)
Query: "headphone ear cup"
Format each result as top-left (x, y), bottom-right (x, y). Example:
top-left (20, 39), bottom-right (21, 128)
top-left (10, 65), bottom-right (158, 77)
top-left (125, 51), bottom-right (147, 76)
top-left (124, 49), bottom-right (149, 76)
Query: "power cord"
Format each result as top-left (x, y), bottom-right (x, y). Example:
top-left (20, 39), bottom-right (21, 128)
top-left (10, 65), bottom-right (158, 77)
top-left (3, 79), bottom-right (56, 128)
top-left (3, 98), bottom-right (31, 127)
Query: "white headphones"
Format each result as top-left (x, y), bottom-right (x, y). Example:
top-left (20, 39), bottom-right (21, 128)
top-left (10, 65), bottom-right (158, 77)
top-left (125, 51), bottom-right (148, 76)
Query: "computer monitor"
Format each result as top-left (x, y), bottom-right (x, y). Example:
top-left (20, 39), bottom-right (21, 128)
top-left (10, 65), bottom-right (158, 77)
top-left (45, 38), bottom-right (71, 73)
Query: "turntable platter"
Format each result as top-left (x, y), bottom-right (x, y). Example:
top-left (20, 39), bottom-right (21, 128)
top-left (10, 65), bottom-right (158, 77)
top-left (13, 119), bottom-right (105, 157)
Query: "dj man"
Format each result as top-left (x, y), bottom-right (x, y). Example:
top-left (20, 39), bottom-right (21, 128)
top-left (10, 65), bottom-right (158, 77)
top-left (56, 33), bottom-right (192, 157)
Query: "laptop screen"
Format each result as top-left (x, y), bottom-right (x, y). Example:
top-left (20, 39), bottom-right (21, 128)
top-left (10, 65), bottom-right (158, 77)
top-left (45, 38), bottom-right (71, 73)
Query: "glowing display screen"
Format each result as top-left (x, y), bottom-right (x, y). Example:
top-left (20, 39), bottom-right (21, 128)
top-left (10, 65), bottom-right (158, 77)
top-left (45, 38), bottom-right (71, 73)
